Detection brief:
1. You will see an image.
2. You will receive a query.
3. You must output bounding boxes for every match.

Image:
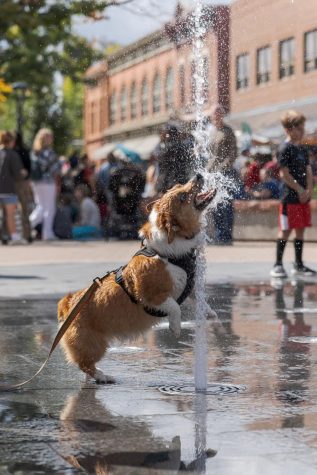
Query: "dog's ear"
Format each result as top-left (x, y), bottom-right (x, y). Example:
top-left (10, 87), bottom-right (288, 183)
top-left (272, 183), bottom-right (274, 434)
top-left (156, 204), bottom-right (177, 244)
top-left (166, 222), bottom-right (176, 244)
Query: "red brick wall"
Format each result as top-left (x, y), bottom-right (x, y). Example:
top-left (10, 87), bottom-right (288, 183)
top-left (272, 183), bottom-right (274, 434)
top-left (84, 6), bottom-right (230, 158)
top-left (231, 0), bottom-right (317, 114)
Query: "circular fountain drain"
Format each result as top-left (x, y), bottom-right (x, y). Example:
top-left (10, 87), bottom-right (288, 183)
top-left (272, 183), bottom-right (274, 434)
top-left (158, 383), bottom-right (246, 395)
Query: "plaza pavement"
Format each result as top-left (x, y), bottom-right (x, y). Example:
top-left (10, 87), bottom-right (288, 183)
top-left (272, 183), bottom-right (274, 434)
top-left (2, 240), bottom-right (317, 474)
top-left (1, 239), bottom-right (317, 298)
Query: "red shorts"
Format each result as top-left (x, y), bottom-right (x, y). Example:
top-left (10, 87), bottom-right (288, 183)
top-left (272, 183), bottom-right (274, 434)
top-left (279, 203), bottom-right (312, 230)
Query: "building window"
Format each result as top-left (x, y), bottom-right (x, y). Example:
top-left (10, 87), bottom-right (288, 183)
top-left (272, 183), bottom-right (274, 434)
top-left (191, 60), bottom-right (196, 104)
top-left (179, 64), bottom-right (186, 107)
top-left (152, 73), bottom-right (161, 114)
top-left (109, 92), bottom-right (117, 125)
top-left (256, 46), bottom-right (271, 84)
top-left (165, 66), bottom-right (174, 111)
top-left (90, 101), bottom-right (95, 134)
top-left (236, 53), bottom-right (249, 89)
top-left (120, 86), bottom-right (127, 121)
top-left (190, 58), bottom-right (209, 104)
top-left (304, 29), bottom-right (317, 72)
top-left (279, 38), bottom-right (295, 78)
top-left (141, 78), bottom-right (148, 116)
top-left (202, 56), bottom-right (209, 104)
top-left (130, 82), bottom-right (137, 119)
top-left (100, 98), bottom-right (104, 132)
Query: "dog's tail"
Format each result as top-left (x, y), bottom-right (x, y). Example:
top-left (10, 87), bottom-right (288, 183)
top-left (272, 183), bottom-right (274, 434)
top-left (57, 293), bottom-right (73, 322)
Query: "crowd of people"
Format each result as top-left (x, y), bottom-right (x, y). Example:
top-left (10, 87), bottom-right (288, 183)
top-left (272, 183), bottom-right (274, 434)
top-left (1, 107), bottom-right (317, 249)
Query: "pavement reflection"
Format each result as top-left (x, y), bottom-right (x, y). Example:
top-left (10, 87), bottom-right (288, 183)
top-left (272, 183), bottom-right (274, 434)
top-left (1, 279), bottom-right (317, 473)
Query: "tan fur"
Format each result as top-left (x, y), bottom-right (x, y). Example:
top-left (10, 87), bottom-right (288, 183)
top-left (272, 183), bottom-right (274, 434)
top-left (57, 178), bottom-right (211, 382)
top-left (153, 181), bottom-right (202, 240)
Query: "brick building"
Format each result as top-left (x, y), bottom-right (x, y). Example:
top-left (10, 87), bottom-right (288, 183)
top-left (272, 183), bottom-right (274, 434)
top-left (229, 0), bottom-right (317, 137)
top-left (84, 5), bottom-right (230, 160)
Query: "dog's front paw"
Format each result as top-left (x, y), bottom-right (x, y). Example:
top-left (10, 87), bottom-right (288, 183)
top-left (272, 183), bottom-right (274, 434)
top-left (169, 313), bottom-right (181, 338)
top-left (204, 301), bottom-right (218, 320)
top-left (94, 368), bottom-right (116, 385)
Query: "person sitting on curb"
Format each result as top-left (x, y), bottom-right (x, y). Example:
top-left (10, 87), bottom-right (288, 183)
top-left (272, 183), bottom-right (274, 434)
top-left (72, 184), bottom-right (101, 240)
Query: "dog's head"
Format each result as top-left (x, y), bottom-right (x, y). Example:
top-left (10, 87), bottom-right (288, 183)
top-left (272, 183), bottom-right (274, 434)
top-left (141, 174), bottom-right (216, 245)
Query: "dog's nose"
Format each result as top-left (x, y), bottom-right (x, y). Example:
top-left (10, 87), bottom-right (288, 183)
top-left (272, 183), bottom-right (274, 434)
top-left (195, 173), bottom-right (204, 185)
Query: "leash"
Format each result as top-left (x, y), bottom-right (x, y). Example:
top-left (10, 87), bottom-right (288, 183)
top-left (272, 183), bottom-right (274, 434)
top-left (0, 274), bottom-right (110, 392)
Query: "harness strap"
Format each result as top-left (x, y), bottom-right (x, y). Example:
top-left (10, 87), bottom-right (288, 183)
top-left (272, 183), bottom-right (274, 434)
top-left (115, 266), bottom-right (138, 304)
top-left (0, 272), bottom-right (112, 392)
top-left (115, 266), bottom-right (168, 318)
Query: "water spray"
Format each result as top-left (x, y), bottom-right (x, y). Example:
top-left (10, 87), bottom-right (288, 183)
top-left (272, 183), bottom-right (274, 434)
top-left (192, 0), bottom-right (209, 393)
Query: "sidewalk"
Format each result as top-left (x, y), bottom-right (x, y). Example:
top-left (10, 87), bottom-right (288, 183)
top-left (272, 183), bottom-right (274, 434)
top-left (2, 239), bottom-right (317, 266)
top-left (1, 240), bottom-right (317, 298)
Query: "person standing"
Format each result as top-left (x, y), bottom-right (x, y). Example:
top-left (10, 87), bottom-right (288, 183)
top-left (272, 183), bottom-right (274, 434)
top-left (30, 128), bottom-right (61, 240)
top-left (14, 132), bottom-right (33, 242)
top-left (155, 122), bottom-right (195, 194)
top-left (0, 131), bottom-right (26, 244)
top-left (270, 110), bottom-right (316, 278)
top-left (208, 104), bottom-right (237, 245)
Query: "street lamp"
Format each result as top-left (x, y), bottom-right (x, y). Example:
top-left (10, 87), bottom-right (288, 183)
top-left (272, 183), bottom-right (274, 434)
top-left (12, 82), bottom-right (28, 136)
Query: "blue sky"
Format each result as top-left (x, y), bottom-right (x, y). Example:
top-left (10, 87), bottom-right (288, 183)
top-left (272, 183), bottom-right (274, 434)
top-left (75, 0), bottom-right (231, 46)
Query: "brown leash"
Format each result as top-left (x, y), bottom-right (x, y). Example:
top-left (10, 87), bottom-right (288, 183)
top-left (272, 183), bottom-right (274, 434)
top-left (0, 274), bottom-right (110, 392)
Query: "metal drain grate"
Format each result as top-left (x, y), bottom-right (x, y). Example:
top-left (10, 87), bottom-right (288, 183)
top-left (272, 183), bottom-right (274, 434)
top-left (158, 383), bottom-right (246, 395)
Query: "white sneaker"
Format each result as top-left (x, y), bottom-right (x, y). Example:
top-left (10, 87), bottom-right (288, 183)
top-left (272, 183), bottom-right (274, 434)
top-left (270, 264), bottom-right (288, 278)
top-left (9, 238), bottom-right (28, 245)
top-left (291, 263), bottom-right (317, 277)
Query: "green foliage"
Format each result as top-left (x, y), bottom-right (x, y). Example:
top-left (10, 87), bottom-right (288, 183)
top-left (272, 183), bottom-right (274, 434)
top-left (0, 0), bottom-right (112, 151)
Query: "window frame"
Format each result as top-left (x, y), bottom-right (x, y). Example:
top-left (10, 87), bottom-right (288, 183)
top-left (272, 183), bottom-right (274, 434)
top-left (236, 53), bottom-right (250, 90)
top-left (152, 73), bottom-right (161, 114)
top-left (120, 85), bottom-right (127, 122)
top-left (304, 29), bottom-right (317, 73)
top-left (256, 45), bottom-right (272, 85)
top-left (130, 82), bottom-right (137, 120)
top-left (109, 92), bottom-right (117, 126)
top-left (279, 37), bottom-right (295, 79)
top-left (165, 66), bottom-right (174, 112)
top-left (179, 64), bottom-right (186, 107)
top-left (141, 78), bottom-right (148, 117)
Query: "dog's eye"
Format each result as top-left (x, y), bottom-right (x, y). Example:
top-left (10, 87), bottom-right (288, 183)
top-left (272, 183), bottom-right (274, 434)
top-left (179, 192), bottom-right (187, 203)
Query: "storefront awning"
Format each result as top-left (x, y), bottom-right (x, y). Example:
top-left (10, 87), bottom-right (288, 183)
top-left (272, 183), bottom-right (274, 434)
top-left (228, 95), bottom-right (317, 140)
top-left (92, 134), bottom-right (160, 161)
top-left (92, 143), bottom-right (116, 161)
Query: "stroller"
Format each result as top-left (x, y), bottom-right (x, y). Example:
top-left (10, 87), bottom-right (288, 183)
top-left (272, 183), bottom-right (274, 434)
top-left (105, 161), bottom-right (146, 240)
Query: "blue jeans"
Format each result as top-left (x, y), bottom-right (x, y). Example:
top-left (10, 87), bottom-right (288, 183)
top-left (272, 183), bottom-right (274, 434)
top-left (212, 200), bottom-right (234, 244)
top-left (72, 226), bottom-right (101, 240)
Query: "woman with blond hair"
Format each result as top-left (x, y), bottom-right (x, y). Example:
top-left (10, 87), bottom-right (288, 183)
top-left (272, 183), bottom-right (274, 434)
top-left (0, 131), bottom-right (26, 244)
top-left (31, 128), bottom-right (61, 240)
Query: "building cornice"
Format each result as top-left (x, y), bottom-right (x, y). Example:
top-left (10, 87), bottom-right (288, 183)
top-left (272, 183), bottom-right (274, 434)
top-left (103, 113), bottom-right (170, 140)
top-left (108, 30), bottom-right (171, 73)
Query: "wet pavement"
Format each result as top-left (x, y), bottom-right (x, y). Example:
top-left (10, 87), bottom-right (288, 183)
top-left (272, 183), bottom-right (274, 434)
top-left (1, 274), bottom-right (317, 474)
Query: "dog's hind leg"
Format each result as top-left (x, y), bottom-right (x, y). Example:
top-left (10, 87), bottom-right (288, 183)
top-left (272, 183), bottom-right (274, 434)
top-left (61, 330), bottom-right (115, 384)
top-left (80, 363), bottom-right (116, 385)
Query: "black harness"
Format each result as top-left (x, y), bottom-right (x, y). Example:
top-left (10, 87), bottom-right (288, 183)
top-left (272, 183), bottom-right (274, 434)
top-left (115, 245), bottom-right (197, 318)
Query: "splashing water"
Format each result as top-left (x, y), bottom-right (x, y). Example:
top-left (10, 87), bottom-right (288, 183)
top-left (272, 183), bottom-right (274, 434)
top-left (192, 1), bottom-right (238, 393)
top-left (192, 0), bottom-right (209, 393)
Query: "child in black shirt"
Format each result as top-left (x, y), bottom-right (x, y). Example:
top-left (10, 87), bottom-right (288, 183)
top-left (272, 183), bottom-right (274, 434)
top-left (271, 110), bottom-right (316, 278)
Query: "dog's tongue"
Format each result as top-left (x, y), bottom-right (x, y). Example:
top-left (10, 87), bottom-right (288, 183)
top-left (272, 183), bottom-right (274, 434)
top-left (195, 190), bottom-right (215, 205)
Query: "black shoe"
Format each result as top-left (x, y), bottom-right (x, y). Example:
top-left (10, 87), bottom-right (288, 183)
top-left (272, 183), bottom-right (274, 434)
top-left (291, 263), bottom-right (317, 276)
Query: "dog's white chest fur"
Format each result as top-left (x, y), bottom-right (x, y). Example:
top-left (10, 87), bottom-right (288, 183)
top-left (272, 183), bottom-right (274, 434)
top-left (166, 261), bottom-right (187, 301)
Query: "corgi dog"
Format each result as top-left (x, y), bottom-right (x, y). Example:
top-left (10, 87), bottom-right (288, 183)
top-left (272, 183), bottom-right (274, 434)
top-left (57, 174), bottom-right (215, 383)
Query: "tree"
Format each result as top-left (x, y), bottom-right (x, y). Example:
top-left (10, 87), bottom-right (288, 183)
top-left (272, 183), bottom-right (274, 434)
top-left (0, 79), bottom-right (12, 103)
top-left (0, 1), bottom-right (128, 151)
